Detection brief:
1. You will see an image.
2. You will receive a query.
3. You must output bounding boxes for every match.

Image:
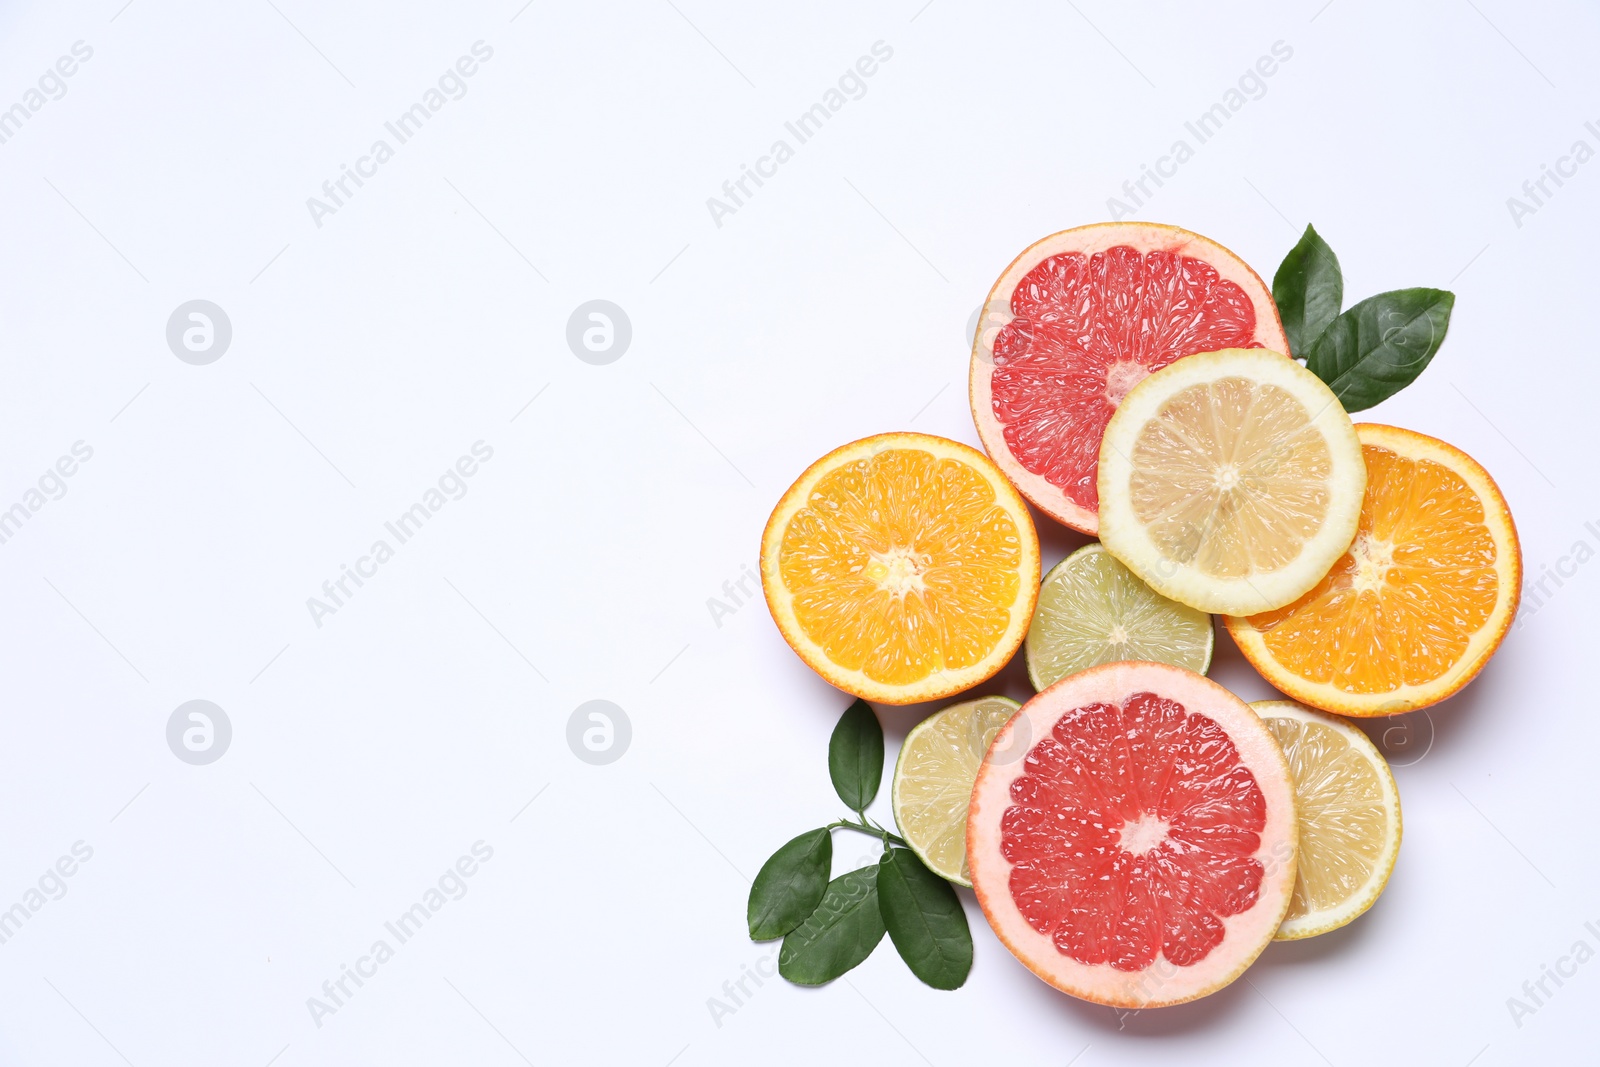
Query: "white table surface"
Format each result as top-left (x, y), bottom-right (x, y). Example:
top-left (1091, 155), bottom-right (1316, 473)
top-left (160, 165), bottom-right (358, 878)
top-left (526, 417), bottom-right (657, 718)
top-left (1, 1), bottom-right (1595, 1063)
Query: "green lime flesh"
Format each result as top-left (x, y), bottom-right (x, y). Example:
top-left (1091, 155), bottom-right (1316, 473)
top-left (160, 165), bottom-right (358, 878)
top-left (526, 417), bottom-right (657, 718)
top-left (891, 695), bottom-right (1020, 886)
top-left (1025, 543), bottom-right (1214, 691)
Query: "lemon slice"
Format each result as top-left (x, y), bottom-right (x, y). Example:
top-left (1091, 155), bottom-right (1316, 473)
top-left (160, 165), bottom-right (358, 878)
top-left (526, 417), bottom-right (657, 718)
top-left (1252, 700), bottom-right (1402, 940)
top-left (1097, 348), bottom-right (1365, 615)
top-left (892, 695), bottom-right (1019, 885)
top-left (1025, 543), bottom-right (1213, 691)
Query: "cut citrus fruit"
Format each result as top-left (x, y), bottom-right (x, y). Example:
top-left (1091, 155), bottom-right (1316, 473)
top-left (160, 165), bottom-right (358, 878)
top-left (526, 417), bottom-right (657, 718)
top-left (1097, 347), bottom-right (1365, 616)
top-left (761, 433), bottom-right (1041, 705)
top-left (1025, 543), bottom-right (1213, 691)
top-left (969, 222), bottom-right (1287, 535)
top-left (1228, 424), bottom-right (1521, 715)
top-left (968, 662), bottom-right (1296, 1007)
top-left (1251, 700), bottom-right (1402, 940)
top-left (892, 695), bottom-right (1020, 886)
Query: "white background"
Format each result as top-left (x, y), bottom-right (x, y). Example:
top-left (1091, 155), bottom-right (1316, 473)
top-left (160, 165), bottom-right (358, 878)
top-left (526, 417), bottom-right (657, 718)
top-left (1, 1), bottom-right (1595, 1064)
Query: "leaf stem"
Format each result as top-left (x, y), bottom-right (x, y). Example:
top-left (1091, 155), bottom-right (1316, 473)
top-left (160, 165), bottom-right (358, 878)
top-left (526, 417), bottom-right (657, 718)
top-left (826, 817), bottom-right (906, 848)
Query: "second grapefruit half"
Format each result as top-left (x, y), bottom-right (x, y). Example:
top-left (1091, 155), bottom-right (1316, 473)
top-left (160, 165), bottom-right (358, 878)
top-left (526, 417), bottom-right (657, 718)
top-left (968, 662), bottom-right (1297, 1007)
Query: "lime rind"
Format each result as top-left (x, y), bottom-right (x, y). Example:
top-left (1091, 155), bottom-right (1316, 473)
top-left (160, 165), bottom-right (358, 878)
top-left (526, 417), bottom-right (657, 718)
top-left (1025, 543), bottom-right (1214, 691)
top-left (892, 695), bottom-right (1020, 886)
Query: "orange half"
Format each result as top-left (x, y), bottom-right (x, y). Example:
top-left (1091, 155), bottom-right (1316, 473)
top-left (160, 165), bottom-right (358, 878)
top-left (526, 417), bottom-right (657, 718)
top-left (761, 433), bottom-right (1040, 704)
top-left (1226, 424), bottom-right (1520, 716)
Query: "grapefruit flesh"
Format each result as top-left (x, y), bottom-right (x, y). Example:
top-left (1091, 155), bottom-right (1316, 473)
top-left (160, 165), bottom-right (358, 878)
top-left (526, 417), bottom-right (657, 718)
top-left (968, 662), bottom-right (1296, 1007)
top-left (970, 223), bottom-right (1287, 535)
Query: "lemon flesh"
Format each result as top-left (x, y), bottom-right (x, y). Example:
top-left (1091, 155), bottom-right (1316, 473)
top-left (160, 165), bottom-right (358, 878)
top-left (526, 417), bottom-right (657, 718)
top-left (1253, 700), bottom-right (1402, 939)
top-left (1098, 349), bottom-right (1365, 615)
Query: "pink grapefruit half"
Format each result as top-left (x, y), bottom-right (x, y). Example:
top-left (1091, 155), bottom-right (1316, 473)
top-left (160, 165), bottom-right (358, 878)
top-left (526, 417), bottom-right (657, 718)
top-left (968, 661), bottom-right (1297, 1008)
top-left (969, 223), bottom-right (1287, 534)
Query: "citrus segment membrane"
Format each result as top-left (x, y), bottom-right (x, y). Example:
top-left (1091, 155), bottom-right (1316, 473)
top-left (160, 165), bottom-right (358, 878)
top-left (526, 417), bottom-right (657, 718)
top-left (1025, 544), bottom-right (1213, 690)
top-left (892, 696), bottom-right (1019, 885)
top-left (991, 248), bottom-right (1265, 512)
top-left (1098, 349), bottom-right (1365, 615)
top-left (762, 434), bottom-right (1041, 704)
top-left (968, 663), bottom-right (1296, 1007)
top-left (1252, 701), bottom-right (1402, 939)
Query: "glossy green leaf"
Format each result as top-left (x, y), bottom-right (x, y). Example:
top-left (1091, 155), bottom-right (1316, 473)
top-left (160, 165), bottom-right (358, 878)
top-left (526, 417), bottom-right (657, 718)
top-left (1273, 224), bottom-right (1344, 359)
top-left (747, 828), bottom-right (833, 941)
top-left (778, 865), bottom-right (886, 985)
top-left (1305, 288), bottom-right (1455, 411)
top-left (876, 848), bottom-right (973, 990)
top-left (828, 699), bottom-right (884, 813)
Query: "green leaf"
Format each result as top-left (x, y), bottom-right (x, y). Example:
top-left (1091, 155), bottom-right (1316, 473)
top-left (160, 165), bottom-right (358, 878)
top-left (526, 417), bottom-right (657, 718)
top-left (828, 699), bottom-right (884, 813)
top-left (876, 849), bottom-right (973, 990)
top-left (778, 865), bottom-right (886, 985)
top-left (1304, 288), bottom-right (1455, 411)
top-left (747, 829), bottom-right (833, 941)
top-left (1273, 224), bottom-right (1343, 359)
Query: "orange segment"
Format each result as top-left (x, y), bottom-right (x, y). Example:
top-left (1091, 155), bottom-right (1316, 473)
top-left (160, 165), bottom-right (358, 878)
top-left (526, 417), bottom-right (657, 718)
top-left (1226, 424), bottom-right (1520, 716)
top-left (762, 434), bottom-right (1040, 704)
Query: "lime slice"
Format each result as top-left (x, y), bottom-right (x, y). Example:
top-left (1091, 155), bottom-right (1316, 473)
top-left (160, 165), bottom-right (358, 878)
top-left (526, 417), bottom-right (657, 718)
top-left (1024, 543), bottom-right (1213, 691)
top-left (1252, 700), bottom-right (1403, 940)
top-left (891, 695), bottom-right (1019, 885)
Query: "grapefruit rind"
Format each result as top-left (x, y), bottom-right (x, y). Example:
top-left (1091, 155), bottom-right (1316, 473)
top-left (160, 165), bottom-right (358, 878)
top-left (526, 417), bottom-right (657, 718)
top-left (1251, 700), bottom-right (1402, 941)
top-left (760, 433), bottom-right (1041, 705)
top-left (969, 222), bottom-right (1288, 536)
top-left (1097, 348), bottom-right (1366, 616)
top-left (891, 695), bottom-right (1021, 887)
top-left (1227, 424), bottom-right (1522, 716)
top-left (968, 662), bottom-right (1297, 1008)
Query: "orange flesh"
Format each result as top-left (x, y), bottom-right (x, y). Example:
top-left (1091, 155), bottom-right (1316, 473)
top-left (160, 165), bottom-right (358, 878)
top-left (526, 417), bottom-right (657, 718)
top-left (1244, 443), bottom-right (1500, 693)
top-left (778, 448), bottom-right (1024, 687)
